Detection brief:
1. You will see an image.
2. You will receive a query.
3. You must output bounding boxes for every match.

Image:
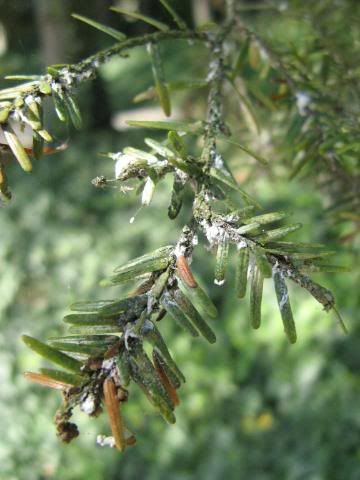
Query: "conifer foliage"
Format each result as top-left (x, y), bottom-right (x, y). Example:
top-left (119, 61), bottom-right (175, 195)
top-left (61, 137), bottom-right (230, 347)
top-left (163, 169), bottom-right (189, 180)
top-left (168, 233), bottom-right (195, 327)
top-left (0, 1), bottom-right (353, 451)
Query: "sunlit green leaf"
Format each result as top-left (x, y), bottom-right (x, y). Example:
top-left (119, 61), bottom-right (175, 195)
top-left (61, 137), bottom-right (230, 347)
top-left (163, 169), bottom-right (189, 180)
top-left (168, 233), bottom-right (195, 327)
top-left (21, 335), bottom-right (82, 373)
top-left (1, 124), bottom-right (32, 172)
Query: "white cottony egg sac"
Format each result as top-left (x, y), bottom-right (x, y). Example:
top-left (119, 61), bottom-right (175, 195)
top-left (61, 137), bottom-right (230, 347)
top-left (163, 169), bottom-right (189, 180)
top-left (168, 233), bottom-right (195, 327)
top-left (141, 177), bottom-right (155, 206)
top-left (0, 118), bottom-right (33, 149)
top-left (114, 154), bottom-right (134, 179)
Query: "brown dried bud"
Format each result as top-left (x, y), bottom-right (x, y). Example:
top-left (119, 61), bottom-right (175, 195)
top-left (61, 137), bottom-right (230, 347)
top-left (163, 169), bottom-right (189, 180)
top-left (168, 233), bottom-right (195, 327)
top-left (176, 255), bottom-right (197, 288)
top-left (23, 371), bottom-right (73, 390)
top-left (103, 378), bottom-right (126, 451)
top-left (153, 352), bottom-right (180, 407)
top-left (56, 421), bottom-right (79, 443)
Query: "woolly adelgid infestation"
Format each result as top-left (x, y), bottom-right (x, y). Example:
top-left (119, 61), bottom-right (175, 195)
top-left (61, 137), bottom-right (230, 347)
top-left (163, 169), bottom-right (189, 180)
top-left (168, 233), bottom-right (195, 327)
top-left (0, 1), bottom-right (351, 451)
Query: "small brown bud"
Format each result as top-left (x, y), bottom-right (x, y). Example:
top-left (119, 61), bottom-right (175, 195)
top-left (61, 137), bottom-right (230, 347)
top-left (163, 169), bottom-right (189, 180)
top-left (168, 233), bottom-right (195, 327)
top-left (176, 255), bottom-right (197, 288)
top-left (103, 378), bottom-right (126, 452)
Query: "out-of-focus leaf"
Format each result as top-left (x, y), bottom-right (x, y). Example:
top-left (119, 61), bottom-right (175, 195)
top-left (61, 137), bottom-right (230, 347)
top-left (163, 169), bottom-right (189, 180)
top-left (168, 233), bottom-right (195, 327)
top-left (209, 167), bottom-right (261, 207)
top-left (71, 13), bottom-right (126, 41)
top-left (127, 119), bottom-right (202, 134)
top-left (110, 7), bottom-right (170, 32)
top-left (147, 42), bottom-right (171, 117)
top-left (159, 0), bottom-right (187, 30)
top-left (298, 264), bottom-right (350, 273)
top-left (231, 37), bottom-right (250, 80)
top-left (219, 135), bottom-right (268, 165)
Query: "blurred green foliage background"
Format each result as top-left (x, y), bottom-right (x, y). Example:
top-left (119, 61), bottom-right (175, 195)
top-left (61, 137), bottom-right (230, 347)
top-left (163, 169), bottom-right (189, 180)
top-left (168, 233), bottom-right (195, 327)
top-left (0, 1), bottom-right (359, 479)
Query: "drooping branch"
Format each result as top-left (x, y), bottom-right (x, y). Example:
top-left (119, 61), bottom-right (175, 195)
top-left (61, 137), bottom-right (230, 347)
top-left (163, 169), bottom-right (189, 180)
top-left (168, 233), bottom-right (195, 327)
top-left (6, 1), bottom-right (350, 454)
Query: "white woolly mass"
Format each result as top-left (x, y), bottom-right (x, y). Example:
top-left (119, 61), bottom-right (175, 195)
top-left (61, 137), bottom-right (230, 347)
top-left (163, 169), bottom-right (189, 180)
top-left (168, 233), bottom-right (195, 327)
top-left (174, 243), bottom-right (186, 257)
top-left (141, 177), bottom-right (155, 206)
top-left (226, 213), bottom-right (239, 223)
top-left (206, 59), bottom-right (218, 82)
top-left (237, 240), bottom-right (247, 250)
top-left (205, 224), bottom-right (222, 244)
top-left (80, 394), bottom-right (96, 415)
top-left (124, 327), bottom-right (139, 349)
top-left (295, 91), bottom-right (311, 116)
top-left (97, 435), bottom-right (116, 448)
top-left (115, 154), bottom-right (134, 178)
top-left (24, 94), bottom-right (35, 105)
top-left (102, 358), bottom-right (115, 371)
top-left (259, 45), bottom-right (269, 61)
top-left (51, 81), bottom-right (61, 93)
top-left (214, 154), bottom-right (224, 169)
top-left (272, 260), bottom-right (280, 273)
top-left (60, 69), bottom-right (75, 86)
top-left (0, 116), bottom-right (33, 148)
top-left (214, 279), bottom-right (225, 286)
